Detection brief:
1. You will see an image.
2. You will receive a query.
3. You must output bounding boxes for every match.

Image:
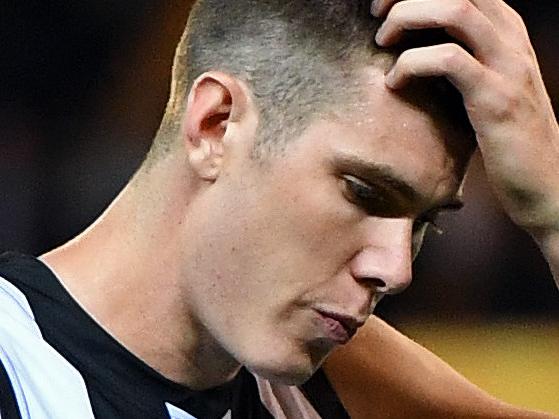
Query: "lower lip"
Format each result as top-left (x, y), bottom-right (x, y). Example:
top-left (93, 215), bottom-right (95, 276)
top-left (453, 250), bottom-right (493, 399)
top-left (316, 312), bottom-right (351, 344)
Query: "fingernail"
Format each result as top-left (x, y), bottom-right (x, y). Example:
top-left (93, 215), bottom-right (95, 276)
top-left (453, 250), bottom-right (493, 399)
top-left (370, 1), bottom-right (380, 16)
top-left (375, 24), bottom-right (386, 45)
top-left (385, 69), bottom-right (396, 88)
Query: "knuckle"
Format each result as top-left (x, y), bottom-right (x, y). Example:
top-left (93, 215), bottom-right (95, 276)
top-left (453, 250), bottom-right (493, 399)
top-left (521, 41), bottom-right (537, 58)
top-left (441, 44), bottom-right (464, 71)
top-left (398, 49), bottom-right (415, 68)
top-left (399, 48), bottom-right (414, 62)
top-left (507, 56), bottom-right (535, 88)
top-left (395, 55), bottom-right (413, 76)
top-left (508, 8), bottom-right (526, 27)
top-left (503, 5), bottom-right (529, 34)
top-left (517, 62), bottom-right (534, 86)
top-left (490, 87), bottom-right (521, 121)
top-left (390, 1), bottom-right (406, 15)
top-left (388, 1), bottom-right (406, 21)
top-left (449, 0), bottom-right (472, 21)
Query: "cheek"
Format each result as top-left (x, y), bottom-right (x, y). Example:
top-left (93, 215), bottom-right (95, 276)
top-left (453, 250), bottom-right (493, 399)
top-left (261, 180), bottom-right (363, 277)
top-left (183, 171), bottom-right (363, 312)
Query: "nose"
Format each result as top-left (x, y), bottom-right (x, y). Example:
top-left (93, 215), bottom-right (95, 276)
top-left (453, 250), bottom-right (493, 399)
top-left (349, 218), bottom-right (413, 295)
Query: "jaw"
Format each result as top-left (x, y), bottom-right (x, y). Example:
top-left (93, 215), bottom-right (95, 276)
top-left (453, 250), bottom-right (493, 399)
top-left (241, 342), bottom-right (328, 386)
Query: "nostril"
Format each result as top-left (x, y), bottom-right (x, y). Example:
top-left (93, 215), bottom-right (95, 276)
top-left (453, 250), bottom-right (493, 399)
top-left (362, 277), bottom-right (386, 289)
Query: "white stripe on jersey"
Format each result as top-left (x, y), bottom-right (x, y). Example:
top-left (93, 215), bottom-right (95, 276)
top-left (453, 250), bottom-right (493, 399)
top-left (0, 277), bottom-right (95, 419)
top-left (165, 402), bottom-right (199, 419)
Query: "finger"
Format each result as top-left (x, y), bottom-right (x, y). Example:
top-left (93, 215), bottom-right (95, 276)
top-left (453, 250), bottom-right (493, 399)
top-left (385, 43), bottom-right (486, 97)
top-left (372, 0), bottom-right (525, 39)
top-left (372, 0), bottom-right (509, 21)
top-left (375, 0), bottom-right (500, 61)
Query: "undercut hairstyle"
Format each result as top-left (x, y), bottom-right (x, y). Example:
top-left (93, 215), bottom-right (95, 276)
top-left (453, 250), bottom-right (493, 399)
top-left (150, 0), bottom-right (473, 161)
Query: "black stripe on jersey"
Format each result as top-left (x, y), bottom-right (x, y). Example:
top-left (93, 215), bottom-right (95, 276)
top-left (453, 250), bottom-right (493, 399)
top-left (302, 368), bottom-right (351, 419)
top-left (0, 358), bottom-right (23, 419)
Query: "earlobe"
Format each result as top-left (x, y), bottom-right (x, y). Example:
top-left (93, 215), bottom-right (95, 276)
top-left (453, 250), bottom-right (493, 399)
top-left (182, 72), bottom-right (248, 181)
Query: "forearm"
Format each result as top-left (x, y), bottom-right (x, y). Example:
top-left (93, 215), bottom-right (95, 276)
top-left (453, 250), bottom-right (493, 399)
top-left (500, 117), bottom-right (559, 287)
top-left (324, 316), bottom-right (557, 419)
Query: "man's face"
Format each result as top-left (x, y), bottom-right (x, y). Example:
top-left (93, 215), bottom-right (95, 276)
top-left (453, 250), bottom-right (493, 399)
top-left (180, 67), bottom-right (471, 385)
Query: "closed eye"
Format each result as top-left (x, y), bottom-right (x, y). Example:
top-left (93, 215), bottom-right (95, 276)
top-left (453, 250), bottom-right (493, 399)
top-left (341, 175), bottom-right (403, 217)
top-left (343, 174), bottom-right (453, 236)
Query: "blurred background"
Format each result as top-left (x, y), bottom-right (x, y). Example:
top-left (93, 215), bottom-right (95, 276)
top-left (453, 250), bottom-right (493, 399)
top-left (1, 0), bottom-right (558, 414)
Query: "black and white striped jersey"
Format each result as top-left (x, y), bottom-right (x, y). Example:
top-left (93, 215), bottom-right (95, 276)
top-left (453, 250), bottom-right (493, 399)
top-left (0, 253), bottom-right (349, 419)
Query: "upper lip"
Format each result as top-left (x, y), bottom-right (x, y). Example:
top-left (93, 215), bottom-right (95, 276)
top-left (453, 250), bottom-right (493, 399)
top-left (316, 309), bottom-right (367, 335)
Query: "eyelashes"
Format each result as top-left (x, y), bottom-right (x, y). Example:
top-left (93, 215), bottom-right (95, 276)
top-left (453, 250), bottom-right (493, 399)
top-left (414, 215), bottom-right (445, 236)
top-left (342, 175), bottom-right (391, 215)
top-left (341, 175), bottom-right (445, 236)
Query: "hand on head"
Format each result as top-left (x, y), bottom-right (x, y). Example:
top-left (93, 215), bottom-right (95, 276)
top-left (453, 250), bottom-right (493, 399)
top-left (372, 0), bottom-right (559, 237)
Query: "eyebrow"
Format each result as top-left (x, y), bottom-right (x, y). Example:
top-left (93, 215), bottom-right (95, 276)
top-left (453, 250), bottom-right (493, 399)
top-left (332, 154), bottom-right (465, 212)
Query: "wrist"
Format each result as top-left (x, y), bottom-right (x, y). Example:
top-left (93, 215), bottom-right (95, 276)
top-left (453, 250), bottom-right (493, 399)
top-left (506, 182), bottom-right (559, 236)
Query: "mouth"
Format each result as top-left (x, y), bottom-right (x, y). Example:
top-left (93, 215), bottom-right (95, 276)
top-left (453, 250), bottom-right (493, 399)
top-left (314, 309), bottom-right (366, 345)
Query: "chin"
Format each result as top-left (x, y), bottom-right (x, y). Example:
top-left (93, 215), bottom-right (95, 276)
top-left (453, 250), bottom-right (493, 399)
top-left (247, 362), bottom-right (316, 386)
top-left (241, 342), bottom-right (329, 385)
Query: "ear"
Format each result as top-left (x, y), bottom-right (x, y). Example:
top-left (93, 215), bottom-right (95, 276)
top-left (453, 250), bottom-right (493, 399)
top-left (182, 72), bottom-right (250, 181)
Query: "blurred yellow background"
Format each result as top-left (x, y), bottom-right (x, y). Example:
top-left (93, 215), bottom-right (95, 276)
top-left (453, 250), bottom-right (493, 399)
top-left (404, 322), bottom-right (559, 415)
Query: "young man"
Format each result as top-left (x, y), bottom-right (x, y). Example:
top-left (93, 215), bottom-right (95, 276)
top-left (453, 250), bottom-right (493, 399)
top-left (0, 0), bottom-right (557, 418)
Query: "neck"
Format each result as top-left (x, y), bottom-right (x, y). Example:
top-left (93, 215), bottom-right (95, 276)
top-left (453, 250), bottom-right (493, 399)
top-left (40, 153), bottom-right (241, 390)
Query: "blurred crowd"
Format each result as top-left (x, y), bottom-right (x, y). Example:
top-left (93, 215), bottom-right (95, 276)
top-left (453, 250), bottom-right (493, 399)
top-left (1, 0), bottom-right (558, 322)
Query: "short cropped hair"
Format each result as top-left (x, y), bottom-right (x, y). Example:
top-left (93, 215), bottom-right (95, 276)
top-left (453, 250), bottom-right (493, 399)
top-left (153, 0), bottom-right (472, 159)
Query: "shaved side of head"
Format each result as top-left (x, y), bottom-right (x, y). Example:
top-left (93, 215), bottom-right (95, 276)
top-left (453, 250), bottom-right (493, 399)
top-left (147, 0), bottom-right (473, 164)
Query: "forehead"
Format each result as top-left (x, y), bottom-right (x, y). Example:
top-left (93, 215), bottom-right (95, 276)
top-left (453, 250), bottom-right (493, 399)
top-left (309, 67), bottom-right (472, 206)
